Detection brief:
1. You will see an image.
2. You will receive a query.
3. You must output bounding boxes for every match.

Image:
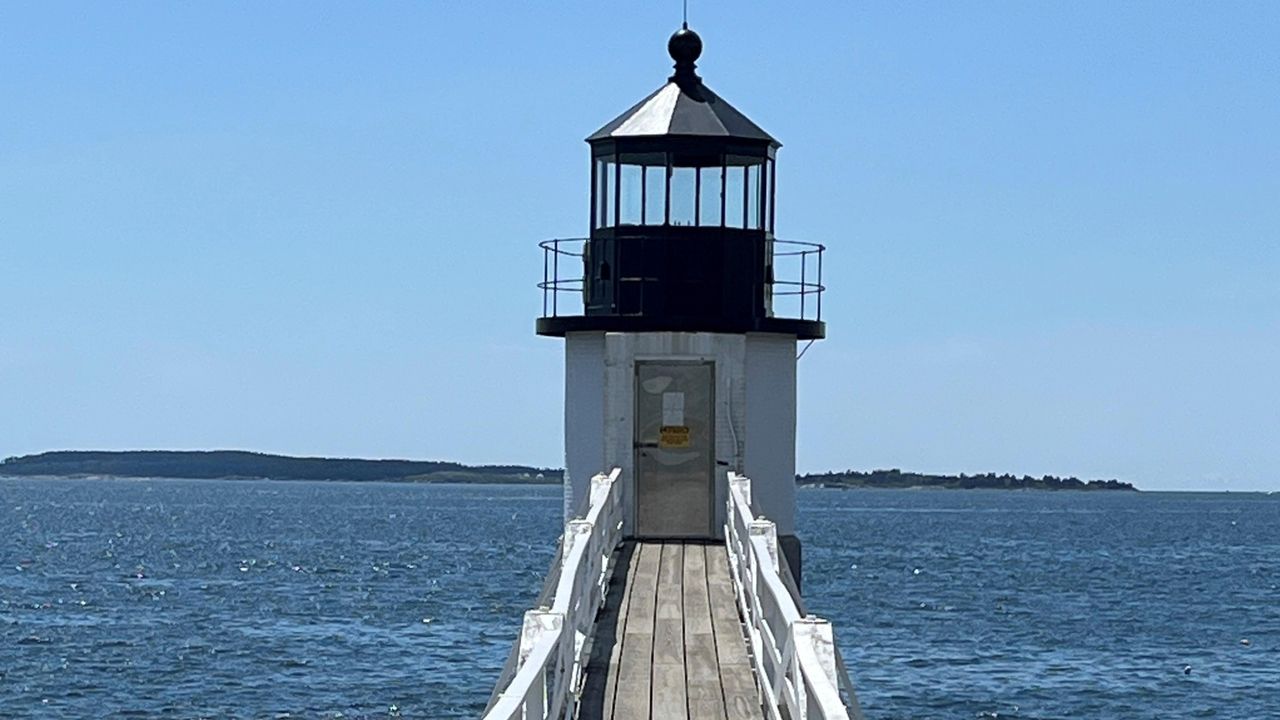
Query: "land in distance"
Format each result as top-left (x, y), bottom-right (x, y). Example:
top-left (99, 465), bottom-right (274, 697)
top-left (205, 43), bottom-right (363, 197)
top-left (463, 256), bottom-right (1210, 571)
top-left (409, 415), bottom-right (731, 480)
top-left (1, 451), bottom-right (1137, 491)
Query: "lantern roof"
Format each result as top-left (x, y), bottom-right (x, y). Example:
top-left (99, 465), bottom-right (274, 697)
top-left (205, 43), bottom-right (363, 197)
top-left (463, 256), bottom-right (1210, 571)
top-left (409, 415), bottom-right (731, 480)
top-left (586, 25), bottom-right (779, 147)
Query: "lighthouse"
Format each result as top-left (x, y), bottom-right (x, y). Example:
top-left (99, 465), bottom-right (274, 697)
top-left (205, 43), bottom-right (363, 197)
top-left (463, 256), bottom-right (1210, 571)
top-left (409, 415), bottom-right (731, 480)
top-left (537, 25), bottom-right (824, 581)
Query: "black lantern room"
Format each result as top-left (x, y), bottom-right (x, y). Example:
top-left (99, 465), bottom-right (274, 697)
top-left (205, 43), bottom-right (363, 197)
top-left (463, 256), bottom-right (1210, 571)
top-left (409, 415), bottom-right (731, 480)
top-left (537, 26), bottom-right (825, 340)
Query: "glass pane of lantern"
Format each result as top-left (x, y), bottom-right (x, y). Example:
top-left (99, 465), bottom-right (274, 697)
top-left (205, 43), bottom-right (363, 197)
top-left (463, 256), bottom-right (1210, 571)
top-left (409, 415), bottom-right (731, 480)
top-left (746, 163), bottom-right (762, 230)
top-left (762, 158), bottom-right (773, 233)
top-left (724, 166), bottom-right (745, 229)
top-left (764, 158), bottom-right (773, 232)
top-left (698, 166), bottom-right (722, 227)
top-left (669, 167), bottom-right (696, 226)
top-left (595, 159), bottom-right (606, 229)
top-left (602, 160), bottom-right (616, 227)
top-left (620, 164), bottom-right (643, 226)
top-left (644, 166), bottom-right (665, 225)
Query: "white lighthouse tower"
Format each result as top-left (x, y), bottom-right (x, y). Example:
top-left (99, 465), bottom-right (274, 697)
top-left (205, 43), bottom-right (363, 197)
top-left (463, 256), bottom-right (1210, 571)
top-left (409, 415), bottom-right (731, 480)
top-left (537, 25), bottom-right (825, 580)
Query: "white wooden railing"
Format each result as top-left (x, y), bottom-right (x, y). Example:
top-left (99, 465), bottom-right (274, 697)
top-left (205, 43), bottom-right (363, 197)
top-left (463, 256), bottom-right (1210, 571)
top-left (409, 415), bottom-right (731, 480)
top-left (482, 468), bottom-right (623, 720)
top-left (725, 473), bottom-right (865, 720)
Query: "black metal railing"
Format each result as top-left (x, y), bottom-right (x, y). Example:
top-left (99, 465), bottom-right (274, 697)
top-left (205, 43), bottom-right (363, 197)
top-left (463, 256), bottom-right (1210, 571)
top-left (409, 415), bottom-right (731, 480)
top-left (770, 239), bottom-right (826, 322)
top-left (538, 236), bottom-right (825, 322)
top-left (538, 238), bottom-right (588, 318)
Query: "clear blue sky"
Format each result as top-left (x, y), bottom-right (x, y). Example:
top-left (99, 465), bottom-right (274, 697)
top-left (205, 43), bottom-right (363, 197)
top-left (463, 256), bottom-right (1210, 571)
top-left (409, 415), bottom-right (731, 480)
top-left (2, 3), bottom-right (1277, 491)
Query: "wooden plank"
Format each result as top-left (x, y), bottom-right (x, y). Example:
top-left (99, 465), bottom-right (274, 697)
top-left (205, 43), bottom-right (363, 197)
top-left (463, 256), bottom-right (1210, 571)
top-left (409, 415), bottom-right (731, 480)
top-left (602, 542), bottom-right (639, 720)
top-left (653, 617), bottom-right (685, 667)
top-left (720, 673), bottom-right (762, 720)
top-left (682, 544), bottom-right (713, 636)
top-left (687, 682), bottom-right (730, 720)
top-left (612, 635), bottom-right (654, 720)
top-left (626, 542), bottom-right (661, 634)
top-left (685, 631), bottom-right (722, 683)
top-left (613, 542), bottom-right (660, 720)
top-left (651, 543), bottom-right (687, 719)
top-left (683, 544), bottom-right (727, 719)
top-left (650, 664), bottom-right (689, 719)
top-left (652, 542), bottom-right (685, 671)
top-left (705, 545), bottom-right (751, 665)
top-left (705, 544), bottom-right (761, 720)
top-left (578, 542), bottom-right (638, 720)
top-left (686, 635), bottom-right (729, 718)
top-left (655, 542), bottom-right (684, 619)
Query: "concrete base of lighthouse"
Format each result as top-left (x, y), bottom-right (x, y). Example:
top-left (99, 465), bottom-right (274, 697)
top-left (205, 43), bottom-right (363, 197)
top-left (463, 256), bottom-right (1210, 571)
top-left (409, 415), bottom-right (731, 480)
top-left (562, 331), bottom-right (802, 582)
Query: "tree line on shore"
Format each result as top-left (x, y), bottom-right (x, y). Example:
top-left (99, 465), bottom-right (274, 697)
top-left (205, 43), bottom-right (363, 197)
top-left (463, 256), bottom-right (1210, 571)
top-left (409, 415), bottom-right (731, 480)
top-left (0, 450), bottom-right (562, 484)
top-left (800, 468), bottom-right (1135, 491)
top-left (2, 451), bottom-right (1135, 490)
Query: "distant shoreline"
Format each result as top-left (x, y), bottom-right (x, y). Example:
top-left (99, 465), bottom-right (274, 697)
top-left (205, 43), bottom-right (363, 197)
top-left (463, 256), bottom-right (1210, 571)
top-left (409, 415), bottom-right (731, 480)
top-left (1, 450), bottom-right (1139, 491)
top-left (10, 474), bottom-right (1280, 494)
top-left (799, 469), bottom-right (1137, 492)
top-left (0, 472), bottom-right (561, 485)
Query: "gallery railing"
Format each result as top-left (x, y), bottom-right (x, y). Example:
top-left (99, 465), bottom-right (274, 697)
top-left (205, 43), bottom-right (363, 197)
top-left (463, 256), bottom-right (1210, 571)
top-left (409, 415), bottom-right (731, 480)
top-left (538, 237), bottom-right (825, 322)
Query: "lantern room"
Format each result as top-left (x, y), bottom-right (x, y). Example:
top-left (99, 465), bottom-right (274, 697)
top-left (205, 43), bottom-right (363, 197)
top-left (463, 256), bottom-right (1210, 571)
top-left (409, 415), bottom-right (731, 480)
top-left (536, 25), bottom-right (824, 341)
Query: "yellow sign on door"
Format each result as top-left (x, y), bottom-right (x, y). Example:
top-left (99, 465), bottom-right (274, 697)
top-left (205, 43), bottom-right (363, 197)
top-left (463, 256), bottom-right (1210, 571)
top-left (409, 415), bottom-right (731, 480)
top-left (659, 425), bottom-right (691, 448)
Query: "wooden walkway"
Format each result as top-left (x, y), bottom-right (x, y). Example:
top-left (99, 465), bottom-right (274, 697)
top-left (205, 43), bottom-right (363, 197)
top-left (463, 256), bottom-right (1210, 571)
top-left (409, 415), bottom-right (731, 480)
top-left (578, 541), bottom-right (761, 720)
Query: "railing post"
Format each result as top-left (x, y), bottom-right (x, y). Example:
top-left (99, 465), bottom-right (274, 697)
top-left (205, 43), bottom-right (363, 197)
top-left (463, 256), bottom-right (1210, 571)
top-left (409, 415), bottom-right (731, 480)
top-left (564, 516), bottom-right (597, 707)
top-left (561, 520), bottom-right (590, 563)
top-left (730, 473), bottom-right (752, 508)
top-left (816, 246), bottom-right (823, 321)
top-left (564, 520), bottom-right (594, 619)
top-left (800, 250), bottom-right (807, 318)
top-left (798, 618), bottom-right (839, 690)
top-left (748, 516), bottom-right (778, 714)
top-left (750, 518), bottom-right (779, 571)
top-left (518, 609), bottom-right (562, 719)
top-left (589, 472), bottom-right (612, 516)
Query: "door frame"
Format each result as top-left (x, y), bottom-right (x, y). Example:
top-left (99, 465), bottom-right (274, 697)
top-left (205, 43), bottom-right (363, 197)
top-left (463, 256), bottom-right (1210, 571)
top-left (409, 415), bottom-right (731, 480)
top-left (631, 359), bottom-right (717, 539)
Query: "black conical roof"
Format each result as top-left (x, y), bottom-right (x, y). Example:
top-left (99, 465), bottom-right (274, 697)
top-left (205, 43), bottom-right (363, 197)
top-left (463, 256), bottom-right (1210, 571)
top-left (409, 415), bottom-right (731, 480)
top-left (586, 27), bottom-right (778, 147)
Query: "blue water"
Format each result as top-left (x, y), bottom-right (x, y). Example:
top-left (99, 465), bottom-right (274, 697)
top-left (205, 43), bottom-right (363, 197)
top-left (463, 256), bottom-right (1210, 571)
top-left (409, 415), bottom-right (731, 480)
top-left (1, 479), bottom-right (1276, 718)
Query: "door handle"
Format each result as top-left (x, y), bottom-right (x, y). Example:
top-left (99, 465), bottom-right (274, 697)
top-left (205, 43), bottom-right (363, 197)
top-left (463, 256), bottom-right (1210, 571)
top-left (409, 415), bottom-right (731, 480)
top-left (635, 442), bottom-right (659, 449)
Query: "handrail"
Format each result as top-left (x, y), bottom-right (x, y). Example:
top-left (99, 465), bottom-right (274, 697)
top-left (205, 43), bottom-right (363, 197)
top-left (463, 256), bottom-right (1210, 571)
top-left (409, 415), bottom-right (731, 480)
top-left (482, 468), bottom-right (623, 720)
top-left (725, 473), bottom-right (863, 720)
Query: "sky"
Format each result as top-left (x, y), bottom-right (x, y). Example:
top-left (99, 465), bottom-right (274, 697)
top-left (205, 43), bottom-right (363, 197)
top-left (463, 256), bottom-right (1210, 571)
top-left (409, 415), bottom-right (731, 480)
top-left (1, 2), bottom-right (1277, 491)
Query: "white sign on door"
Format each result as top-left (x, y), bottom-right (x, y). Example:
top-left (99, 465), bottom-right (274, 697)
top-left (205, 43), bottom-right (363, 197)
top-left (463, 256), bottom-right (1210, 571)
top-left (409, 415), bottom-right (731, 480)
top-left (662, 392), bottom-right (685, 426)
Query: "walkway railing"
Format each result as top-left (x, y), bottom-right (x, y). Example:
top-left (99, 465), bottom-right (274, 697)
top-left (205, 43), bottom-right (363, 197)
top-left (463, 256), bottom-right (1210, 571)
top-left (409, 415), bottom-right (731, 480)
top-left (482, 468), bottom-right (624, 720)
top-left (725, 473), bottom-right (864, 720)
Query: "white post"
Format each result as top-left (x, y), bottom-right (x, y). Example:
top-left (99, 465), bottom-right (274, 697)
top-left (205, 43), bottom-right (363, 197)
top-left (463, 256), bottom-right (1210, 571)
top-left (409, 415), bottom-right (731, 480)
top-left (730, 473), bottom-right (752, 507)
top-left (792, 617), bottom-right (838, 719)
top-left (796, 617), bottom-right (839, 690)
top-left (591, 470), bottom-right (620, 549)
top-left (563, 517), bottom-right (594, 697)
top-left (750, 518), bottom-right (779, 570)
top-left (746, 516), bottom-right (777, 712)
top-left (590, 471), bottom-right (611, 506)
top-left (564, 520), bottom-right (594, 619)
top-left (518, 609), bottom-right (562, 719)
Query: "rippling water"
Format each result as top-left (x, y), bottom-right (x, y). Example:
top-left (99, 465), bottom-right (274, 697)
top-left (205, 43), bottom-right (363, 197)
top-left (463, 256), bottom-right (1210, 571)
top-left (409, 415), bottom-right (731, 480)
top-left (1, 478), bottom-right (1276, 718)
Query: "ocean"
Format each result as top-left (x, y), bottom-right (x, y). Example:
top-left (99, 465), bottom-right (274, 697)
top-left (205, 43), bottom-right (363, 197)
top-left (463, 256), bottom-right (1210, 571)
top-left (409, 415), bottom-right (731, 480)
top-left (1, 478), bottom-right (1276, 718)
